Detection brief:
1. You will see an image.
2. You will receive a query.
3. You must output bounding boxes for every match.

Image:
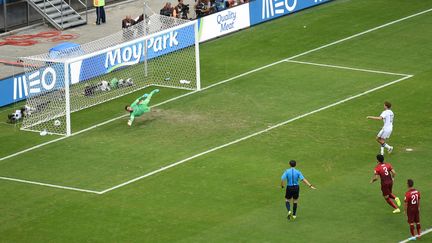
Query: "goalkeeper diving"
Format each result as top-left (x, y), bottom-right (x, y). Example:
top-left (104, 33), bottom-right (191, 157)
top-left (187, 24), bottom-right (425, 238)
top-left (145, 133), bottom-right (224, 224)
top-left (125, 89), bottom-right (159, 126)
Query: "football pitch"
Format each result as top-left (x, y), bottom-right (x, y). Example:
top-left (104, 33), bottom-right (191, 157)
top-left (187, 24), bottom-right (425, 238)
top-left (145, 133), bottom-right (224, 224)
top-left (1, 0), bottom-right (432, 242)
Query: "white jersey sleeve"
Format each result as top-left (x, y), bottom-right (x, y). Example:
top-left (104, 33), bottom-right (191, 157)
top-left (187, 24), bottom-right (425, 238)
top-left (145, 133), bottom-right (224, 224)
top-left (380, 110), bottom-right (394, 129)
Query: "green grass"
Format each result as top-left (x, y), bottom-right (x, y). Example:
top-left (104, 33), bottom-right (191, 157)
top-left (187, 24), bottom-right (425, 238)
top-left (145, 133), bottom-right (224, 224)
top-left (1, 0), bottom-right (432, 242)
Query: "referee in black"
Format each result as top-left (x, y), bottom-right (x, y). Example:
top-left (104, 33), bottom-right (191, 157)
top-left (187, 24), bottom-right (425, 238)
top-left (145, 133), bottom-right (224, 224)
top-left (280, 160), bottom-right (316, 220)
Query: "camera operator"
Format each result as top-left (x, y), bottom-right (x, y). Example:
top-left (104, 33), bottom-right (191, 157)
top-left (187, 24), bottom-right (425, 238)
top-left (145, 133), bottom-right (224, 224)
top-left (7, 105), bottom-right (36, 123)
top-left (173, 0), bottom-right (189, 19)
top-left (195, 0), bottom-right (211, 18)
top-left (122, 15), bottom-right (136, 40)
top-left (160, 2), bottom-right (173, 16)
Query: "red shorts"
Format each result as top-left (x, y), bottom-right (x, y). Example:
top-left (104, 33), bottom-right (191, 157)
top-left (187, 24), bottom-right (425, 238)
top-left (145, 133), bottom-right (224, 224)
top-left (407, 208), bottom-right (420, 224)
top-left (380, 182), bottom-right (393, 196)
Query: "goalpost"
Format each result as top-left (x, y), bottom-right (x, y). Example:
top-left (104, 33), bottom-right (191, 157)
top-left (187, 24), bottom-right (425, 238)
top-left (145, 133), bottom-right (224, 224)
top-left (21, 15), bottom-right (201, 136)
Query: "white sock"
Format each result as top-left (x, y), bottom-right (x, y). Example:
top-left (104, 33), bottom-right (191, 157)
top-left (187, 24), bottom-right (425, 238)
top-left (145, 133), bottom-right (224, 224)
top-left (384, 143), bottom-right (391, 149)
top-left (380, 146), bottom-right (385, 155)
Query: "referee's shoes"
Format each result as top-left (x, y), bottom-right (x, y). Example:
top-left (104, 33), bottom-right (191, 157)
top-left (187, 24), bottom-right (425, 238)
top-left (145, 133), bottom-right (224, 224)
top-left (287, 211), bottom-right (297, 220)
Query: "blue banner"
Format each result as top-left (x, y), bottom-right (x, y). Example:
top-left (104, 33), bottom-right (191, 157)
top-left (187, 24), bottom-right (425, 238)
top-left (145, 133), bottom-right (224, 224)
top-left (71, 24), bottom-right (195, 83)
top-left (0, 23), bottom-right (195, 107)
top-left (0, 64), bottom-right (65, 106)
top-left (249, 0), bottom-right (330, 26)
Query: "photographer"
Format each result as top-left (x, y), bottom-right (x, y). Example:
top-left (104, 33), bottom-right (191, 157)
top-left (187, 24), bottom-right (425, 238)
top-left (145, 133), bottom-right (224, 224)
top-left (160, 2), bottom-right (173, 17)
top-left (7, 105), bottom-right (36, 123)
top-left (7, 107), bottom-right (25, 123)
top-left (173, 0), bottom-right (189, 19)
top-left (122, 15), bottom-right (136, 40)
top-left (195, 0), bottom-right (212, 18)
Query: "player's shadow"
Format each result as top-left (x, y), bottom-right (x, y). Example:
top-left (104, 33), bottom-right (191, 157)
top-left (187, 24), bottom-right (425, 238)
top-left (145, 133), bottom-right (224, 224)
top-left (138, 117), bottom-right (158, 126)
top-left (136, 109), bottom-right (164, 127)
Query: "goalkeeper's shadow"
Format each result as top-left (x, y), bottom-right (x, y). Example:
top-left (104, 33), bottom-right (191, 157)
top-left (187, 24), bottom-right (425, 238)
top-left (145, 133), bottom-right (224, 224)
top-left (134, 116), bottom-right (158, 127)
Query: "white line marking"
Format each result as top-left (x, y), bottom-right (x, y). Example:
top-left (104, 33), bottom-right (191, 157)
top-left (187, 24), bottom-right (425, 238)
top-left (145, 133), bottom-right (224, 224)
top-left (0, 107), bottom-right (18, 114)
top-left (0, 122), bottom-right (18, 126)
top-left (286, 60), bottom-right (411, 77)
top-left (99, 74), bottom-right (413, 194)
top-left (399, 228), bottom-right (432, 243)
top-left (0, 136), bottom-right (68, 162)
top-left (0, 176), bottom-right (101, 194)
top-left (0, 6), bottom-right (430, 191)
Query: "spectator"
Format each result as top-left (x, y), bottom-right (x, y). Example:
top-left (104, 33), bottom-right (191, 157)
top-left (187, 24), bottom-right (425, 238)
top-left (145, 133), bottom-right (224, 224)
top-left (195, 0), bottom-right (211, 18)
top-left (122, 15), bottom-right (135, 28)
top-left (173, 0), bottom-right (189, 19)
top-left (135, 14), bottom-right (145, 23)
top-left (214, 0), bottom-right (226, 12)
top-left (93, 0), bottom-right (106, 25)
top-left (160, 2), bottom-right (174, 17)
top-left (227, 0), bottom-right (236, 8)
top-left (134, 14), bottom-right (150, 36)
top-left (122, 15), bottom-right (136, 39)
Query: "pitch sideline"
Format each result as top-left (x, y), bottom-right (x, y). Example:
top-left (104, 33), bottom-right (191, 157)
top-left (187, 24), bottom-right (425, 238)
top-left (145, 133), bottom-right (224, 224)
top-left (399, 228), bottom-right (432, 243)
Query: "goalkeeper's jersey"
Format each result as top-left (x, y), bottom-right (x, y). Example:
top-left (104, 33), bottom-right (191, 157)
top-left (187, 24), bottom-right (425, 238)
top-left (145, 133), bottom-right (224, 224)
top-left (131, 102), bottom-right (150, 117)
top-left (128, 89), bottom-right (158, 124)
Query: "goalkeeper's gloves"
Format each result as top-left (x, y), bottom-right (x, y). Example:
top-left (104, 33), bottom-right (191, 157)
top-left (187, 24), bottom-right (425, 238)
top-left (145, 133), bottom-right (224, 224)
top-left (154, 89), bottom-right (160, 93)
top-left (127, 120), bottom-right (132, 126)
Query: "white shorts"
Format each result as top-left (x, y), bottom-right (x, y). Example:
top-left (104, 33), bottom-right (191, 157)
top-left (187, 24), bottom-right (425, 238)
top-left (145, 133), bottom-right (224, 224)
top-left (377, 128), bottom-right (392, 139)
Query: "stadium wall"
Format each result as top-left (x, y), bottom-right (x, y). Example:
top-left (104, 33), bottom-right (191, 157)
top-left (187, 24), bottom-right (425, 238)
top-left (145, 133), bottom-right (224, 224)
top-left (0, 0), bottom-right (331, 107)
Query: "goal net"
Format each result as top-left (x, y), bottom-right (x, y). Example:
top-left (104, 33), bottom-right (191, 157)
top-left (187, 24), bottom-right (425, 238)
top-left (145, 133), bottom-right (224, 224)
top-left (21, 15), bottom-right (200, 136)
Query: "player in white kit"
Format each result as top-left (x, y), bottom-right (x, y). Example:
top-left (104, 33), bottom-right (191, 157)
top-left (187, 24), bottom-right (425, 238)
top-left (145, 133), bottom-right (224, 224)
top-left (367, 101), bottom-right (394, 155)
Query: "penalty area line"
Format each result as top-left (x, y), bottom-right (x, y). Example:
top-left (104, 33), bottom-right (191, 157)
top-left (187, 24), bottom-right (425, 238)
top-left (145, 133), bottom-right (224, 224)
top-left (99, 74), bottom-right (413, 194)
top-left (399, 227), bottom-right (432, 243)
top-left (0, 176), bottom-right (101, 194)
top-left (285, 60), bottom-right (412, 77)
top-left (0, 74), bottom-right (414, 194)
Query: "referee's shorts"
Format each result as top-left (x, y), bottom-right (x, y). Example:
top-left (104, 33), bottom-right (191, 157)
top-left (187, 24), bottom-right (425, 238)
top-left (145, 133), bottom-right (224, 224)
top-left (285, 185), bottom-right (300, 200)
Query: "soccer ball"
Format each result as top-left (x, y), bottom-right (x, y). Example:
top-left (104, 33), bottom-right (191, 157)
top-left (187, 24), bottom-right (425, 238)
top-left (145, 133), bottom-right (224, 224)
top-left (39, 130), bottom-right (47, 136)
top-left (54, 120), bottom-right (61, 126)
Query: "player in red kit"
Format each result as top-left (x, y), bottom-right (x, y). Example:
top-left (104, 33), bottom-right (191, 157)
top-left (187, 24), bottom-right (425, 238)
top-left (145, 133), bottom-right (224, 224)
top-left (370, 154), bottom-right (401, 213)
top-left (404, 179), bottom-right (421, 241)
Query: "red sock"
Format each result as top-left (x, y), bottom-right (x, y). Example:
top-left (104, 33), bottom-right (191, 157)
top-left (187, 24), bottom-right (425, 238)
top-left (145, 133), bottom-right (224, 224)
top-left (389, 194), bottom-right (396, 199)
top-left (385, 197), bottom-right (397, 209)
top-left (410, 225), bottom-right (415, 236)
top-left (416, 223), bottom-right (421, 236)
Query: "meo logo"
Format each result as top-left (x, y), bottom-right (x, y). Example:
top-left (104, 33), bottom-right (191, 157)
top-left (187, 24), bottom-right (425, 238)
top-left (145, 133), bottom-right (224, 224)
top-left (261, 0), bottom-right (297, 19)
top-left (13, 67), bottom-right (57, 100)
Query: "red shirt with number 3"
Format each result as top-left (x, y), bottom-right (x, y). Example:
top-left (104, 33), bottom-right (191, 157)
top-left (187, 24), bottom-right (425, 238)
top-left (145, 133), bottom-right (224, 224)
top-left (374, 163), bottom-right (393, 184)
